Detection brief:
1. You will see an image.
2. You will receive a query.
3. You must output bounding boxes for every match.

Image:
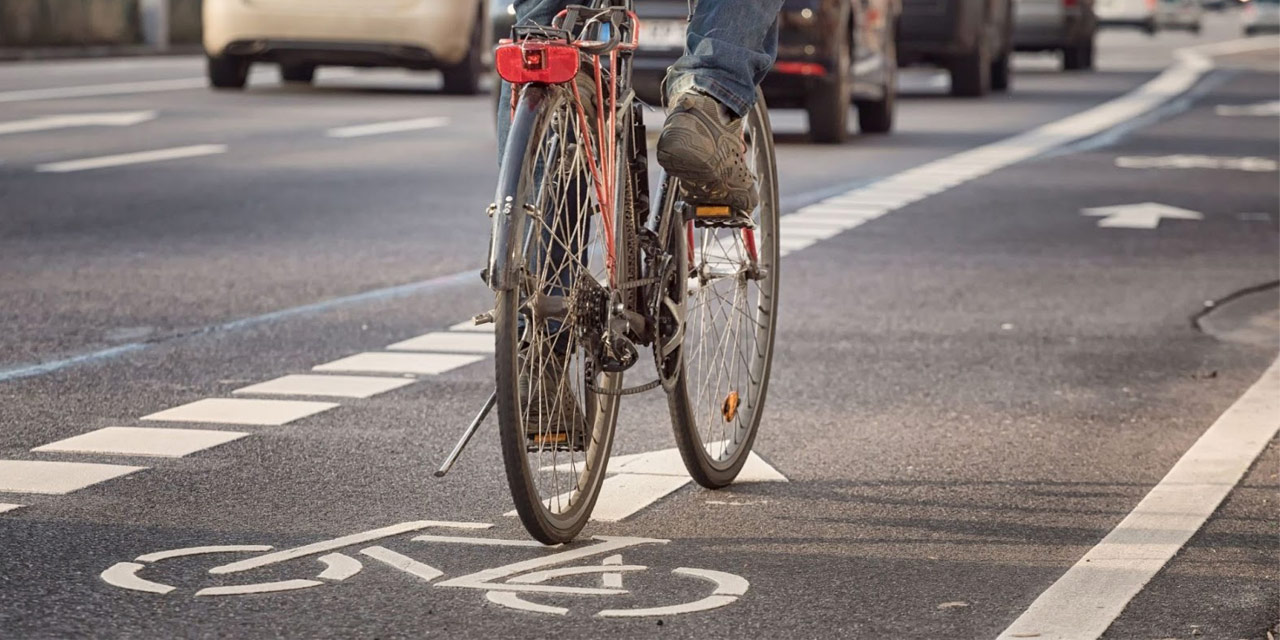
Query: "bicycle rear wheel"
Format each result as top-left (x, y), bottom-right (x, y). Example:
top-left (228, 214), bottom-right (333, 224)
top-left (662, 90), bottom-right (780, 489)
top-left (495, 84), bottom-right (627, 544)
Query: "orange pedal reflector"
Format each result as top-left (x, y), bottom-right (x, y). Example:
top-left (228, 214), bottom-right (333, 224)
top-left (721, 391), bottom-right (741, 422)
top-left (696, 206), bottom-right (732, 218)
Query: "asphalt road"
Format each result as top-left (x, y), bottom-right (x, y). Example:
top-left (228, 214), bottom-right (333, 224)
top-left (1, 15), bottom-right (1277, 640)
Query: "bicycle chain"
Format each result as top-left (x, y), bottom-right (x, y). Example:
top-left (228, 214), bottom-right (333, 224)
top-left (587, 377), bottom-right (663, 396)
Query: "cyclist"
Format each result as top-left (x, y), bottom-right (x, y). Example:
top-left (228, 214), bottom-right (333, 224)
top-left (497, 0), bottom-right (784, 444)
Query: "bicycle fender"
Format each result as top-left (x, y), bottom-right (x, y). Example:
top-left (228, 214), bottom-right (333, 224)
top-left (488, 84), bottom-right (552, 292)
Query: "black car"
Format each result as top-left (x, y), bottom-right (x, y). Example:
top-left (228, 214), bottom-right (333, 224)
top-left (897, 0), bottom-right (1014, 97)
top-left (493, 0), bottom-right (900, 144)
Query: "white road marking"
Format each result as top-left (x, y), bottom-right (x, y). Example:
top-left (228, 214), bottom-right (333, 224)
top-left (486, 590), bottom-right (570, 615)
top-left (210, 521), bottom-right (488, 575)
top-left (0, 111), bottom-right (156, 136)
top-left (0, 503), bottom-right (24, 514)
top-left (36, 144), bottom-right (227, 173)
top-left (436, 536), bottom-right (665, 596)
top-left (136, 545), bottom-right (273, 563)
top-left (449, 319), bottom-right (496, 333)
top-left (1116, 155), bottom-right (1278, 172)
top-left (780, 226), bottom-right (839, 241)
top-left (577, 474), bottom-right (692, 522)
top-left (1081, 202), bottom-right (1204, 229)
top-left (313, 352), bottom-right (485, 375)
top-left (0, 77), bottom-right (206, 104)
top-left (141, 398), bottom-right (338, 426)
top-left (597, 568), bottom-right (747, 617)
top-left (100, 562), bottom-right (174, 595)
top-left (610, 447), bottom-right (788, 482)
top-left (359, 546), bottom-right (444, 582)
top-left (316, 553), bottom-right (362, 581)
top-left (32, 426), bottom-right (250, 458)
top-left (999, 357), bottom-right (1280, 640)
top-left (1215, 100), bottom-right (1280, 117)
top-left (412, 534), bottom-right (547, 548)
top-left (777, 237), bottom-right (819, 252)
top-left (195, 579), bottom-right (323, 597)
top-left (326, 117), bottom-right (450, 139)
top-left (386, 332), bottom-right (495, 354)
top-left (0, 460), bottom-right (145, 495)
top-left (601, 554), bottom-right (624, 589)
top-left (233, 374), bottom-right (415, 399)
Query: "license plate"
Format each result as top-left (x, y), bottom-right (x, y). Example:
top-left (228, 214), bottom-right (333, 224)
top-left (638, 20), bottom-right (686, 50)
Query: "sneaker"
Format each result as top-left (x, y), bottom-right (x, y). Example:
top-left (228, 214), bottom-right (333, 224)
top-left (519, 347), bottom-right (588, 451)
top-left (656, 90), bottom-right (759, 219)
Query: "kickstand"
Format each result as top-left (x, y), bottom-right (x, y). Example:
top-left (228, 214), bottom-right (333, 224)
top-left (434, 391), bottom-right (497, 478)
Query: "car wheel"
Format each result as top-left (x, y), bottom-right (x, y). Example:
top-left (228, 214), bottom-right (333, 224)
top-left (442, 4), bottom-right (485, 95)
top-left (990, 52), bottom-right (1011, 92)
top-left (1143, 19), bottom-right (1158, 36)
top-left (806, 24), bottom-right (852, 144)
top-left (1063, 36), bottom-right (1095, 71)
top-left (281, 63), bottom-right (316, 85)
top-left (1190, 23), bottom-right (1202, 35)
top-left (855, 21), bottom-right (896, 135)
top-left (208, 54), bottom-right (249, 90)
top-left (950, 44), bottom-right (990, 97)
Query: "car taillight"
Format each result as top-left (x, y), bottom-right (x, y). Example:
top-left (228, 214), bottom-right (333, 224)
top-left (495, 41), bottom-right (580, 84)
top-left (1063, 0), bottom-right (1077, 7)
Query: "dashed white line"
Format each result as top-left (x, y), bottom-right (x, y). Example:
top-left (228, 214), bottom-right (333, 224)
top-left (0, 503), bottom-right (24, 514)
top-left (36, 144), bottom-right (227, 173)
top-left (998, 356), bottom-right (1280, 640)
top-left (313, 352), bottom-right (486, 375)
top-left (32, 426), bottom-right (250, 458)
top-left (0, 460), bottom-right (146, 495)
top-left (0, 77), bottom-right (206, 104)
top-left (326, 117), bottom-right (450, 139)
top-left (233, 374), bottom-right (415, 399)
top-left (141, 398), bottom-right (338, 426)
top-left (386, 332), bottom-right (496, 354)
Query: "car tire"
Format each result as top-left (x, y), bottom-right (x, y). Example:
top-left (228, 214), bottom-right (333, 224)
top-left (990, 52), bottom-right (1011, 92)
top-left (855, 21), bottom-right (896, 135)
top-left (1063, 36), bottom-right (1095, 71)
top-left (1143, 19), bottom-right (1158, 36)
top-left (950, 45), bottom-right (990, 98)
top-left (281, 63), bottom-right (316, 85)
top-left (1189, 23), bottom-right (1202, 35)
top-left (441, 5), bottom-right (485, 95)
top-left (807, 25), bottom-right (852, 144)
top-left (208, 54), bottom-right (249, 90)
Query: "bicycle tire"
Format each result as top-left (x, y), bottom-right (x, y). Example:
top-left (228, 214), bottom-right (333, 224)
top-left (495, 83), bottom-right (629, 544)
top-left (662, 89), bottom-right (780, 489)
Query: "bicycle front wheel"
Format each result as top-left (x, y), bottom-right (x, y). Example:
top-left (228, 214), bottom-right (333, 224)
top-left (663, 90), bottom-right (780, 489)
top-left (494, 84), bottom-right (626, 544)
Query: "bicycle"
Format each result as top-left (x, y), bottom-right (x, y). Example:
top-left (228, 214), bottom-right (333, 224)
top-left (443, 0), bottom-right (780, 544)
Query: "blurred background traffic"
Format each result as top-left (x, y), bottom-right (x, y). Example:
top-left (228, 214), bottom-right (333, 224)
top-left (2, 0), bottom-right (1277, 143)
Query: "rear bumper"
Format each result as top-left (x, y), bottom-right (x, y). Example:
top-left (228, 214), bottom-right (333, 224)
top-left (203, 0), bottom-right (477, 67)
top-left (897, 0), bottom-right (983, 61)
top-left (1013, 13), bottom-right (1094, 50)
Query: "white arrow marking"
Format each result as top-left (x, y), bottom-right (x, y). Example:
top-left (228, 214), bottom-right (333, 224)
top-left (1215, 100), bottom-right (1280, 117)
top-left (0, 111), bottom-right (156, 136)
top-left (1081, 202), bottom-right (1204, 230)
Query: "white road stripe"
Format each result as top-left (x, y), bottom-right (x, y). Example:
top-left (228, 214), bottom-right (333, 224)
top-left (36, 144), bottom-right (227, 173)
top-left (136, 545), bottom-right (273, 562)
top-left (195, 579), bottom-right (322, 596)
top-left (32, 426), bottom-right (250, 458)
top-left (0, 503), bottom-right (24, 514)
top-left (0, 77), bottom-right (206, 104)
top-left (386, 332), bottom-right (495, 354)
top-left (0, 111), bottom-right (156, 136)
top-left (326, 117), bottom-right (450, 139)
top-left (360, 546), bottom-right (444, 582)
top-left (210, 521), bottom-right (488, 575)
top-left (0, 460), bottom-right (145, 495)
top-left (449, 319), bottom-right (496, 333)
top-left (313, 352), bottom-right (485, 375)
top-left (141, 398), bottom-right (338, 426)
top-left (568, 474), bottom-right (692, 522)
top-left (233, 374), bottom-right (415, 399)
top-left (998, 357), bottom-right (1280, 640)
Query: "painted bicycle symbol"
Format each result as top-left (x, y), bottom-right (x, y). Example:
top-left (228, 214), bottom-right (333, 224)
top-left (101, 521), bottom-right (748, 617)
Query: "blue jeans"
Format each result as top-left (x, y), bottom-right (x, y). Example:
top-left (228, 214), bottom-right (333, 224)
top-left (498, 0), bottom-right (782, 151)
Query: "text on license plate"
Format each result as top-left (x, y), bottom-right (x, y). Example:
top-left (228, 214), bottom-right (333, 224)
top-left (638, 20), bottom-right (686, 50)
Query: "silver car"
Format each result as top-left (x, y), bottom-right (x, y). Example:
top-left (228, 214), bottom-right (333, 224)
top-left (1013, 0), bottom-right (1099, 71)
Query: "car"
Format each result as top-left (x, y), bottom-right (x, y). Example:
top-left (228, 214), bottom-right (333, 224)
top-left (1157, 0), bottom-right (1204, 31)
top-left (203, 0), bottom-right (490, 94)
top-left (1095, 0), bottom-right (1159, 33)
top-left (1013, 0), bottom-right (1099, 71)
top-left (897, 0), bottom-right (1016, 98)
top-left (1244, 0), bottom-right (1280, 34)
top-left (493, 0), bottom-right (900, 144)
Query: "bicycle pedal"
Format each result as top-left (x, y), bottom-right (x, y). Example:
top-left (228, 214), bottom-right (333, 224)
top-left (527, 432), bottom-right (585, 453)
top-left (690, 204), bottom-right (753, 229)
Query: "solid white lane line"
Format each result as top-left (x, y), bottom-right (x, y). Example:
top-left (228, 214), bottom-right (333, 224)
top-left (326, 117), bottom-right (450, 139)
top-left (386, 332), bottom-right (495, 354)
top-left (36, 144), bottom-right (227, 173)
top-left (234, 374), bottom-right (415, 399)
top-left (32, 426), bottom-right (250, 458)
top-left (312, 352), bottom-right (485, 375)
top-left (141, 398), bottom-right (338, 426)
top-left (359, 546), bottom-right (444, 582)
top-left (0, 77), bottom-right (206, 104)
top-left (0, 503), bottom-right (24, 514)
top-left (0, 460), bottom-right (145, 495)
top-left (998, 357), bottom-right (1280, 640)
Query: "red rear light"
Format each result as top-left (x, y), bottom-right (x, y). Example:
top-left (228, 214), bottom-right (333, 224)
top-left (1063, 0), bottom-right (1078, 7)
top-left (495, 42), bottom-right (580, 84)
top-left (773, 61), bottom-right (826, 77)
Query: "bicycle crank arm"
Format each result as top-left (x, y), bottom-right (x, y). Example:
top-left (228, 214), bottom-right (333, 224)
top-left (434, 391), bottom-right (497, 478)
